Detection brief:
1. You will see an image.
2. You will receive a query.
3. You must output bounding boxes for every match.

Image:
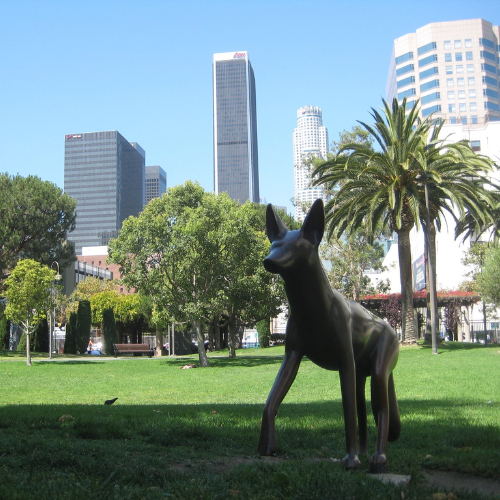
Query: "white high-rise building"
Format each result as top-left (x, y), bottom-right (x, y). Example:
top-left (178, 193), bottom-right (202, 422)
top-left (293, 106), bottom-right (329, 221)
top-left (386, 18), bottom-right (500, 125)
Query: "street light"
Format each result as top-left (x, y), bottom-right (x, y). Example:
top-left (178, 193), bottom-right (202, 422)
top-left (49, 262), bottom-right (62, 359)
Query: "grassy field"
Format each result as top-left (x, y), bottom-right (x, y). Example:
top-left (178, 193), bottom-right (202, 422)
top-left (0, 343), bottom-right (499, 499)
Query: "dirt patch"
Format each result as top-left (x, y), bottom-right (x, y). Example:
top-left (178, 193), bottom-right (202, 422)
top-left (422, 469), bottom-right (500, 498)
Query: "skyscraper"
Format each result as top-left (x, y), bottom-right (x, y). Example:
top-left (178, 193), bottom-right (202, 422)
top-left (64, 130), bottom-right (145, 254)
top-left (213, 51), bottom-right (259, 203)
top-left (293, 106), bottom-right (329, 221)
top-left (386, 18), bottom-right (500, 125)
top-left (145, 165), bottom-right (167, 204)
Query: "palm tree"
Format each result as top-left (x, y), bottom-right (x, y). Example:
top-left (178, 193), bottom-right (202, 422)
top-left (312, 98), bottom-right (496, 342)
top-left (412, 123), bottom-right (496, 351)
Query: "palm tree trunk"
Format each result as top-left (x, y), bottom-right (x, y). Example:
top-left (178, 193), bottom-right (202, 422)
top-left (429, 223), bottom-right (439, 344)
top-left (397, 229), bottom-right (416, 342)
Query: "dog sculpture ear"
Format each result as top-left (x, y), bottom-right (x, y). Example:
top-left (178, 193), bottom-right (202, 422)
top-left (302, 199), bottom-right (325, 246)
top-left (266, 204), bottom-right (288, 243)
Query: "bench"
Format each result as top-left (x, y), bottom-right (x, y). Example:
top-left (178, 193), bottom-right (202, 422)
top-left (113, 343), bottom-right (154, 358)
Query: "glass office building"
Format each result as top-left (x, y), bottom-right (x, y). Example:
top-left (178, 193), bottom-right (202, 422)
top-left (293, 106), bottom-right (329, 221)
top-left (145, 165), bottom-right (167, 204)
top-left (386, 18), bottom-right (500, 125)
top-left (213, 51), bottom-right (259, 203)
top-left (64, 131), bottom-right (145, 254)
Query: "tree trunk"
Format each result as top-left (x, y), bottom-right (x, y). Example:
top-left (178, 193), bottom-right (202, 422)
top-left (228, 315), bottom-right (237, 358)
top-left (429, 222), bottom-right (439, 345)
top-left (215, 324), bottom-right (221, 350)
top-left (192, 319), bottom-right (209, 367)
top-left (155, 327), bottom-right (163, 357)
top-left (397, 229), bottom-right (416, 342)
top-left (26, 332), bottom-right (32, 366)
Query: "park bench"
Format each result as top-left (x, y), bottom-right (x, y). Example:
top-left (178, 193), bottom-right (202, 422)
top-left (113, 343), bottom-right (155, 358)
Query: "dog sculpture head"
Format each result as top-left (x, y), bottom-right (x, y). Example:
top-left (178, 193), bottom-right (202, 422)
top-left (263, 198), bottom-right (325, 274)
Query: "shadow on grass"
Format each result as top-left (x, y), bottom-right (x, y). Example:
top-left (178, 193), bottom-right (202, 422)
top-left (165, 355), bottom-right (284, 368)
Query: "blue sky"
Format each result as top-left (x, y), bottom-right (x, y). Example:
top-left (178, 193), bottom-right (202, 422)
top-left (1, 0), bottom-right (498, 214)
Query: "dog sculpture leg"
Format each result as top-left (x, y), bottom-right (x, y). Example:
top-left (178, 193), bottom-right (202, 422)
top-left (339, 365), bottom-right (361, 469)
top-left (356, 374), bottom-right (368, 455)
top-left (369, 332), bottom-right (400, 472)
top-left (258, 350), bottom-right (303, 456)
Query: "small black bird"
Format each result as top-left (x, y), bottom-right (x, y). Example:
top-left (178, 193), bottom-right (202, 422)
top-left (104, 398), bottom-right (118, 405)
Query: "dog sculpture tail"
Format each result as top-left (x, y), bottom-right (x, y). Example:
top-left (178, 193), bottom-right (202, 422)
top-left (387, 373), bottom-right (401, 442)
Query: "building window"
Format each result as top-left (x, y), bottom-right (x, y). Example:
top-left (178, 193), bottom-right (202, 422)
top-left (446, 65), bottom-right (453, 74)
top-left (447, 91), bottom-right (455, 99)
top-left (466, 64), bottom-right (474, 73)
top-left (480, 50), bottom-right (496, 62)
top-left (445, 53), bottom-right (452, 62)
top-left (444, 40), bottom-right (451, 50)
top-left (479, 38), bottom-right (495, 49)
top-left (419, 54), bottom-right (438, 67)
top-left (396, 63), bottom-right (414, 76)
top-left (482, 75), bottom-right (498, 86)
top-left (484, 88), bottom-right (499, 99)
top-left (485, 101), bottom-right (500, 112)
top-left (448, 104), bottom-right (456, 113)
top-left (471, 115), bottom-right (478, 124)
top-left (455, 52), bottom-right (463, 61)
top-left (468, 77), bottom-right (475, 86)
top-left (450, 117), bottom-right (457, 124)
top-left (481, 63), bottom-right (497, 74)
top-left (461, 117), bottom-right (468, 125)
top-left (419, 67), bottom-right (439, 79)
top-left (418, 41), bottom-right (437, 55)
top-left (466, 51), bottom-right (473, 60)
top-left (469, 89), bottom-right (476, 98)
top-left (454, 40), bottom-right (462, 49)
top-left (420, 79), bottom-right (439, 92)
top-left (397, 88), bottom-right (416, 100)
top-left (459, 103), bottom-right (467, 112)
top-left (421, 92), bottom-right (440, 104)
top-left (457, 78), bottom-right (465, 86)
top-left (456, 65), bottom-right (464, 73)
top-left (470, 102), bottom-right (477, 111)
top-left (395, 51), bottom-right (413, 65)
top-left (422, 104), bottom-right (441, 117)
top-left (465, 39), bottom-right (472, 48)
top-left (471, 140), bottom-right (481, 151)
top-left (397, 75), bottom-right (415, 88)
top-left (446, 78), bottom-right (454, 87)
top-left (458, 90), bottom-right (465, 99)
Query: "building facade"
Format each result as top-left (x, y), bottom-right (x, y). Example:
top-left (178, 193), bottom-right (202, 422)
top-left (145, 165), bottom-right (167, 204)
top-left (64, 131), bottom-right (145, 254)
top-left (386, 18), bottom-right (500, 125)
top-left (213, 51), bottom-right (259, 204)
top-left (293, 106), bottom-right (329, 221)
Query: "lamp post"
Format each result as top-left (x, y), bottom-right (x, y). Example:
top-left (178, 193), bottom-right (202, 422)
top-left (49, 262), bottom-right (62, 359)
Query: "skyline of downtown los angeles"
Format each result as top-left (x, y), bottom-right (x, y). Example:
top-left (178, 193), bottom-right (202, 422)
top-left (1, 0), bottom-right (499, 214)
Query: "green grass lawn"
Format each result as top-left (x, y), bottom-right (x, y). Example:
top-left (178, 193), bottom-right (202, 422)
top-left (0, 343), bottom-right (499, 499)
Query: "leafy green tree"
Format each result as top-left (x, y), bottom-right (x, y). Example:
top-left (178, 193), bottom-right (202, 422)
top-left (3, 259), bottom-right (56, 365)
top-left (64, 311), bottom-right (78, 354)
top-left (320, 225), bottom-right (389, 301)
top-left (312, 98), bottom-right (496, 342)
top-left (0, 304), bottom-right (10, 349)
top-left (0, 174), bottom-right (76, 289)
top-left (33, 318), bottom-right (49, 353)
top-left (476, 244), bottom-right (500, 306)
top-left (103, 308), bottom-right (118, 355)
top-left (75, 300), bottom-right (91, 354)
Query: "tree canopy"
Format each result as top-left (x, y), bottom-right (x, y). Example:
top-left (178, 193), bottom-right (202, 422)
top-left (3, 259), bottom-right (56, 365)
top-left (108, 181), bottom-right (286, 366)
top-left (0, 174), bottom-right (76, 289)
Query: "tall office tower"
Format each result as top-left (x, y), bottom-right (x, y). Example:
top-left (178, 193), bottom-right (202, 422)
top-left (386, 19), bottom-right (500, 125)
top-left (64, 131), bottom-right (145, 254)
top-left (213, 51), bottom-right (259, 203)
top-left (293, 106), bottom-right (329, 221)
top-left (145, 165), bottom-right (167, 204)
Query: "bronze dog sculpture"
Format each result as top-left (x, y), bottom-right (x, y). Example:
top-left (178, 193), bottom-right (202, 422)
top-left (258, 199), bottom-right (400, 472)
